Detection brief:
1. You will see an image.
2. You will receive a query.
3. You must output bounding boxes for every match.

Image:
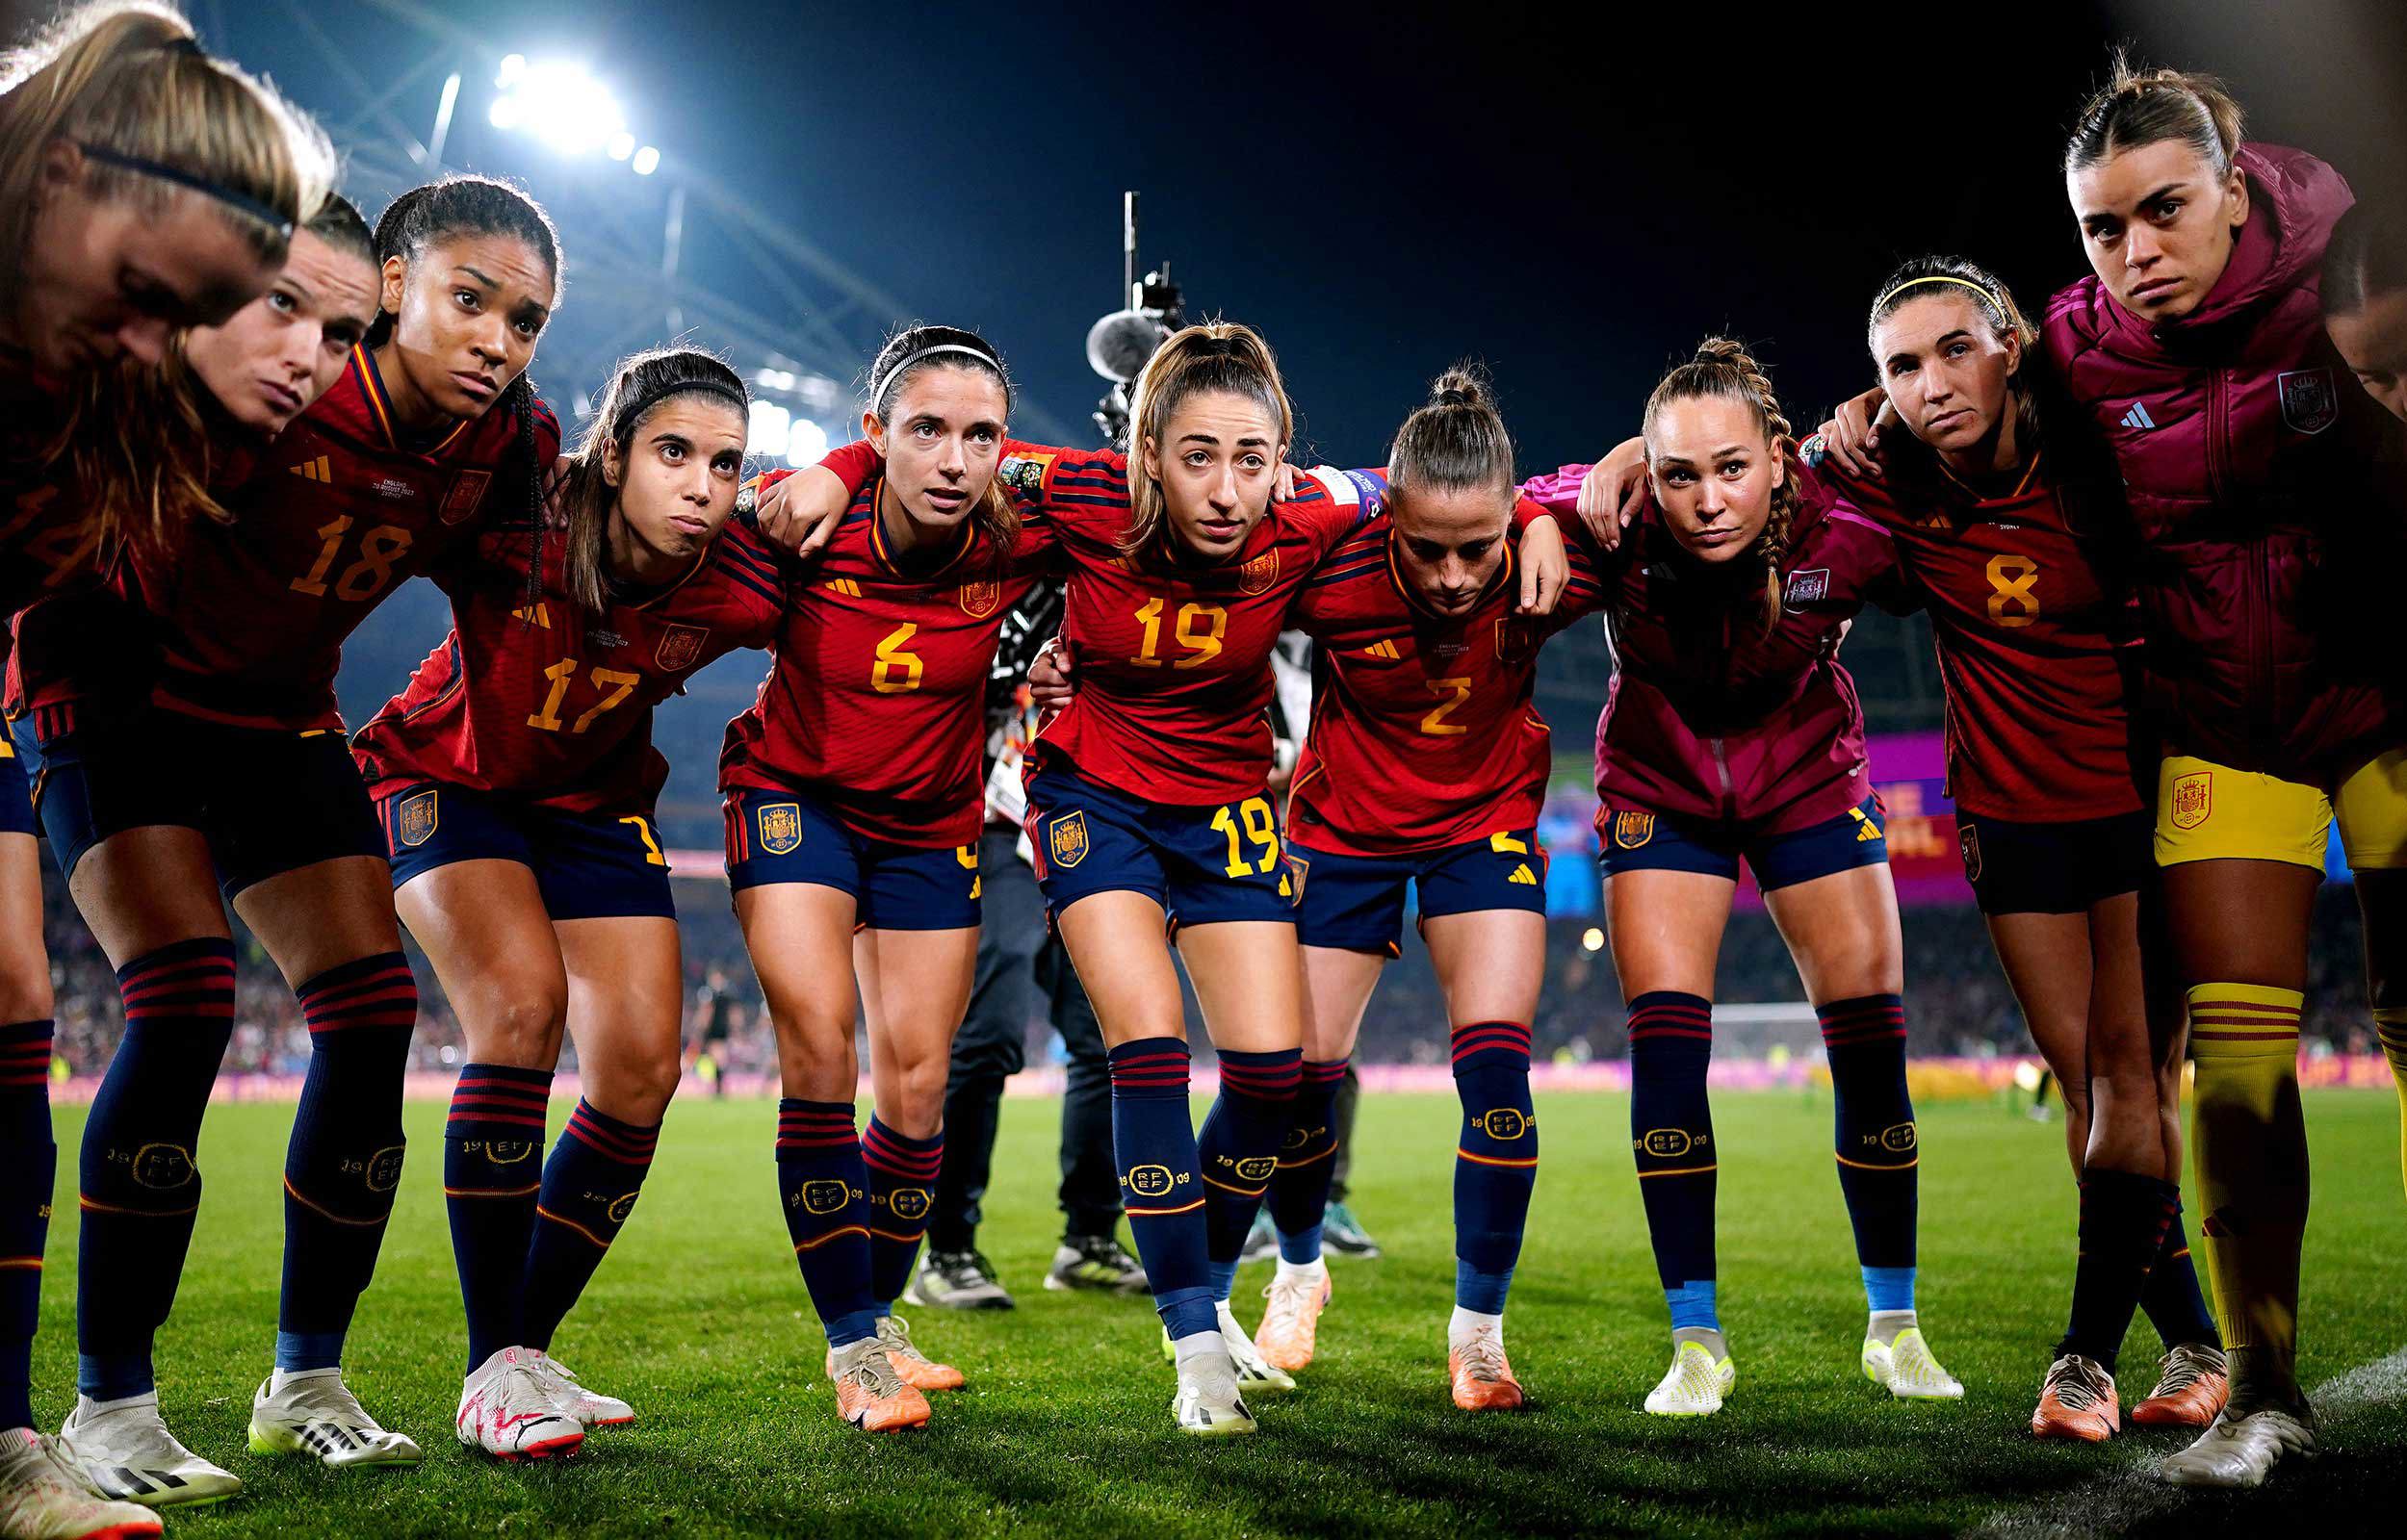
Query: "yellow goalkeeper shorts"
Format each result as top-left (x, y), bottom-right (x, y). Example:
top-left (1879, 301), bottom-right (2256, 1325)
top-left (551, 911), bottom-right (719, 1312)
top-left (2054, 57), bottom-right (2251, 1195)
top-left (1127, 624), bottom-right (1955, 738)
top-left (2154, 749), bottom-right (2407, 872)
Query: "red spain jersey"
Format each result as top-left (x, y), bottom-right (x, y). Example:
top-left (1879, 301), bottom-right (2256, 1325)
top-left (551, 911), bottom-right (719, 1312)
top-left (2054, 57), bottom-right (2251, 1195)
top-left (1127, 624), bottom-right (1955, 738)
top-left (719, 465), bottom-right (1051, 847)
top-left (122, 345), bottom-right (559, 732)
top-left (1816, 449), bottom-right (2146, 822)
top-left (352, 522), bottom-right (784, 816)
top-left (997, 442), bottom-right (1377, 806)
top-left (0, 364), bottom-right (87, 623)
top-left (1286, 504), bottom-right (1612, 857)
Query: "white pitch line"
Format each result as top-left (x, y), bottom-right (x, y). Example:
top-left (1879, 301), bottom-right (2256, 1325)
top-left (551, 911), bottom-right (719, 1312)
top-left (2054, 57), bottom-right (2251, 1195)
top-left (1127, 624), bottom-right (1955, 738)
top-left (1967, 1346), bottom-right (2407, 1539)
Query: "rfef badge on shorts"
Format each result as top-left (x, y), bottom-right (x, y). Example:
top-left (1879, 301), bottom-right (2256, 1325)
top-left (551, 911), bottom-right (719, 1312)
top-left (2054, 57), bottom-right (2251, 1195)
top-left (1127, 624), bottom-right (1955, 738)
top-left (396, 789), bottom-right (438, 848)
top-left (1048, 809), bottom-right (1090, 869)
top-left (1613, 810), bottom-right (1654, 850)
top-left (757, 802), bottom-right (804, 856)
top-left (2169, 770), bottom-right (2212, 831)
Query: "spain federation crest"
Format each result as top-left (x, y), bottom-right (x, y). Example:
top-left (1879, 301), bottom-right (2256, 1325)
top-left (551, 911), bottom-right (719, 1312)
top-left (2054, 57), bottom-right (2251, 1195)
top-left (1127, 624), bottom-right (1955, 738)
top-left (1286, 851), bottom-right (1308, 905)
top-left (1613, 809), bottom-right (1655, 850)
top-left (2278, 368), bottom-right (2338, 435)
top-left (396, 789), bottom-right (438, 848)
top-left (1958, 823), bottom-right (1982, 883)
top-left (2169, 771), bottom-right (2213, 832)
top-left (1495, 616), bottom-right (1537, 664)
top-left (757, 801), bottom-right (804, 856)
top-left (1238, 548), bottom-right (1280, 596)
top-left (654, 623), bottom-right (709, 672)
top-left (1048, 809), bottom-right (1090, 869)
top-left (439, 469), bottom-right (492, 525)
top-left (1784, 567), bottom-right (1831, 606)
top-left (958, 578), bottom-right (1000, 619)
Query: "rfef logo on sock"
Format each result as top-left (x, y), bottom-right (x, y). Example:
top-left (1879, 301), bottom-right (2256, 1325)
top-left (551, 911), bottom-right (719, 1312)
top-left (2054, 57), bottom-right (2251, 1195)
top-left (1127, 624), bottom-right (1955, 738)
top-left (1125, 1164), bottom-right (1175, 1198)
top-left (799, 1179), bottom-right (850, 1215)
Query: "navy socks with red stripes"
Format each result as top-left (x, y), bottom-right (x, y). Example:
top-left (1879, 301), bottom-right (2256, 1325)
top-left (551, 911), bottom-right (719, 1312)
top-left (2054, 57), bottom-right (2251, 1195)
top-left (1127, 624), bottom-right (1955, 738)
top-left (1198, 1047), bottom-right (1298, 1299)
top-left (1452, 1022), bottom-right (1537, 1314)
top-left (1818, 994), bottom-right (1919, 1312)
top-left (78, 938), bottom-right (236, 1399)
top-left (1107, 1039), bottom-right (1215, 1340)
top-left (2058, 1167), bottom-right (2177, 1371)
top-left (522, 1099), bottom-right (660, 1351)
top-left (1627, 992), bottom-right (1719, 1328)
top-left (277, 953), bottom-right (417, 1373)
top-left (1, 1019), bottom-right (54, 1430)
top-left (444, 1063), bottom-right (552, 1373)
top-left (862, 1116), bottom-right (943, 1313)
top-left (774, 1099), bottom-right (877, 1348)
top-left (1267, 1058), bottom-right (1347, 1263)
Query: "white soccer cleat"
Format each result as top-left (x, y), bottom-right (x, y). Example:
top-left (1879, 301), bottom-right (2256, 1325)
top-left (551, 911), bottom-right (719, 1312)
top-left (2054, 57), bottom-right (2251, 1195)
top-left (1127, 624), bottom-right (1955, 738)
top-left (57, 1394), bottom-right (239, 1508)
top-left (246, 1369), bottom-right (423, 1468)
top-left (1644, 1340), bottom-right (1734, 1417)
top-left (1171, 1351), bottom-right (1257, 1438)
top-left (2158, 1405), bottom-right (2316, 1488)
top-left (454, 1348), bottom-right (583, 1461)
top-left (1861, 1327), bottom-right (1963, 1400)
top-left (527, 1353), bottom-right (634, 1428)
top-left (0, 1427), bottom-right (162, 1539)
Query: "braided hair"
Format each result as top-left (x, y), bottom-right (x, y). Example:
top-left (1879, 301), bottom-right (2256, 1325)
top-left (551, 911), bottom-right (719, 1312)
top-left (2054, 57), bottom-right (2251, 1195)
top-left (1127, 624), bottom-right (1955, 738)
top-left (1643, 337), bottom-right (1799, 633)
top-left (368, 175), bottom-right (560, 621)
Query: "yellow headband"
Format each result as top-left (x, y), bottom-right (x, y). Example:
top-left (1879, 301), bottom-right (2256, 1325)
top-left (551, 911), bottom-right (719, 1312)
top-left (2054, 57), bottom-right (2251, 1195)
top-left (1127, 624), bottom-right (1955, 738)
top-left (1875, 274), bottom-right (2006, 318)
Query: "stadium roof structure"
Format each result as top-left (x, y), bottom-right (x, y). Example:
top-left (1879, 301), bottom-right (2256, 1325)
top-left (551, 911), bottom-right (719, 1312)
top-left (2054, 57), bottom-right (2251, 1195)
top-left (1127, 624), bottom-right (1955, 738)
top-left (203, 0), bottom-right (1075, 447)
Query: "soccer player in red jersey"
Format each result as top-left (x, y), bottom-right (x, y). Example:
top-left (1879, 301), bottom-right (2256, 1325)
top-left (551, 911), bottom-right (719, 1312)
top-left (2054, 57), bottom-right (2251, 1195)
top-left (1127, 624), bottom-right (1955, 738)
top-left (1816, 256), bottom-right (2226, 1442)
top-left (1526, 338), bottom-right (1960, 1419)
top-left (2047, 65), bottom-right (2407, 1486)
top-left (916, 322), bottom-right (1565, 1436)
top-left (15, 175), bottom-right (559, 1500)
top-left (719, 325), bottom-right (1048, 1434)
top-left (1261, 369), bottom-right (1609, 1410)
top-left (350, 347), bottom-right (776, 1460)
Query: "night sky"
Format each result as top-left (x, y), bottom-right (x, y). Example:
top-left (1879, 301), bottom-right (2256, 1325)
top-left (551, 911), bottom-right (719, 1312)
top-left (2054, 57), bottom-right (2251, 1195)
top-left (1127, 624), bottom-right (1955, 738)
top-left (182, 0), bottom-right (2407, 467)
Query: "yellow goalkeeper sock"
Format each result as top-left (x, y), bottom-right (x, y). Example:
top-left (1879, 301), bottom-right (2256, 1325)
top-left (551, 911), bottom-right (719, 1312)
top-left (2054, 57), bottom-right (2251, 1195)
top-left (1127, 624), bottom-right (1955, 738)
top-left (2185, 983), bottom-right (2307, 1364)
top-left (2377, 1008), bottom-right (2407, 1209)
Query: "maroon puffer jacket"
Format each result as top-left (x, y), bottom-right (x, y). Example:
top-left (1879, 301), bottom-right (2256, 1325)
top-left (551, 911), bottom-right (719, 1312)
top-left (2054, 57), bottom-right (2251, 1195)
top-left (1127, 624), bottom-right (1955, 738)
top-left (1522, 461), bottom-right (1906, 835)
top-left (2043, 143), bottom-right (2406, 786)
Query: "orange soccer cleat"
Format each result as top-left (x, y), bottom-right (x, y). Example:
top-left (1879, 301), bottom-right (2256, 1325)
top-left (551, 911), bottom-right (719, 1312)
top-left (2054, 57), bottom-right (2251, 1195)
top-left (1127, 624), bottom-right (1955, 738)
top-left (874, 1315), bottom-right (966, 1392)
top-left (2031, 1354), bottom-right (2119, 1443)
top-left (1254, 1267), bottom-right (1333, 1373)
top-left (827, 1338), bottom-right (933, 1432)
top-left (2131, 1343), bottom-right (2229, 1428)
top-left (1448, 1328), bottom-right (1527, 1412)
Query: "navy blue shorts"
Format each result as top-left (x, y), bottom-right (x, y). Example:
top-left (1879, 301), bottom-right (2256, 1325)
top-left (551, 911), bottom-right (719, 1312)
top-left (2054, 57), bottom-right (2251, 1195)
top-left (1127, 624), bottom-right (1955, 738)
top-left (1957, 808), bottom-right (2152, 916)
top-left (1598, 794), bottom-right (1890, 892)
top-left (0, 739), bottom-right (32, 837)
top-left (1289, 829), bottom-right (1547, 955)
top-left (1023, 757), bottom-right (1296, 929)
top-left (25, 709), bottom-right (382, 900)
top-left (722, 785), bottom-right (979, 931)
top-left (379, 782), bottom-right (676, 922)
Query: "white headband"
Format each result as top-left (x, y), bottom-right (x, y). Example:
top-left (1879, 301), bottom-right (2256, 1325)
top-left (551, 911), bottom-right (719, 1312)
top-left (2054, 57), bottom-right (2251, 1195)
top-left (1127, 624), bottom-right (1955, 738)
top-left (874, 344), bottom-right (999, 413)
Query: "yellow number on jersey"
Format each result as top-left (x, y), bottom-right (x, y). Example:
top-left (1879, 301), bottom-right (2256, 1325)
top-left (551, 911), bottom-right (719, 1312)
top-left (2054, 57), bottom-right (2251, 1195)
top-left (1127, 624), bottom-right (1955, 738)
top-left (1129, 597), bottom-right (1228, 669)
top-left (1208, 795), bottom-right (1281, 878)
top-left (290, 516), bottom-right (413, 601)
top-left (1985, 553), bottom-right (2039, 628)
top-left (871, 624), bottom-right (926, 694)
top-left (527, 658), bottom-right (642, 734)
top-left (1420, 676), bottom-right (1473, 736)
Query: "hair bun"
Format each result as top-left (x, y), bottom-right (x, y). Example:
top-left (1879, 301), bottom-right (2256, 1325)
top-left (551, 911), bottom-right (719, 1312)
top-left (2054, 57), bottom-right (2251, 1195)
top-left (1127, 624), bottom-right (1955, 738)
top-left (1693, 336), bottom-right (1747, 366)
top-left (1428, 364), bottom-right (1490, 412)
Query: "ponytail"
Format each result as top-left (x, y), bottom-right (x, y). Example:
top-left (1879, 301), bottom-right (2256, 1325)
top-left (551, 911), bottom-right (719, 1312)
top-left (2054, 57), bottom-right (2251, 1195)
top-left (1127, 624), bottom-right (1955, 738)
top-left (1121, 320), bottom-right (1292, 557)
top-left (1643, 336), bottom-right (1800, 633)
top-left (1387, 363), bottom-right (1514, 499)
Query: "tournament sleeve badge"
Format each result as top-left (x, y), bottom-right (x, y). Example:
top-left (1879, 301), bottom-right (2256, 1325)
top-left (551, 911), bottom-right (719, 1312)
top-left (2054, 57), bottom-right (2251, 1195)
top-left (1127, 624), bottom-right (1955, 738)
top-left (757, 801), bottom-right (805, 856)
top-left (1048, 808), bottom-right (1090, 869)
top-left (998, 451), bottom-right (1054, 495)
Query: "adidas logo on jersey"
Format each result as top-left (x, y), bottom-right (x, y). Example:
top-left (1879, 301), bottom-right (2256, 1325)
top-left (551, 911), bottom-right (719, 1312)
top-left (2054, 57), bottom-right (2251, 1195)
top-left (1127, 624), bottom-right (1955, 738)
top-left (288, 455), bottom-right (333, 482)
top-left (828, 578), bottom-right (863, 598)
top-left (1508, 863), bottom-right (1538, 886)
top-left (511, 602), bottom-right (552, 629)
top-left (1361, 639), bottom-right (1402, 660)
top-left (2119, 401), bottom-right (2157, 431)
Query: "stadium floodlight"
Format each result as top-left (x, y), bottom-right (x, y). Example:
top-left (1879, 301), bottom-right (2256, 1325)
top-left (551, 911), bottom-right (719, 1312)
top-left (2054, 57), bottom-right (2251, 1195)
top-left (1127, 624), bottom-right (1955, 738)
top-left (608, 132), bottom-right (635, 162)
top-left (784, 418), bottom-right (829, 469)
top-left (1581, 927), bottom-right (1605, 953)
top-left (487, 57), bottom-right (629, 158)
top-left (747, 400), bottom-right (791, 459)
top-left (631, 145), bottom-right (661, 176)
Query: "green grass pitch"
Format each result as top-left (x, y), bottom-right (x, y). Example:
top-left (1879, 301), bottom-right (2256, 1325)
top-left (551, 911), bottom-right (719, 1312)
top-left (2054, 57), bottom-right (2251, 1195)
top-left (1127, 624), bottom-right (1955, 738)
top-left (26, 1089), bottom-right (2404, 1538)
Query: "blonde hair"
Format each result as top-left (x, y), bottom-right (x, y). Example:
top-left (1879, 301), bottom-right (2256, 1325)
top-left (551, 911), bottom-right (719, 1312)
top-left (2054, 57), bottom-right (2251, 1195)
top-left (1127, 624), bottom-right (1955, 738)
top-left (1643, 336), bottom-right (1800, 633)
top-left (1121, 321), bottom-right (1293, 556)
top-left (0, 2), bottom-right (333, 299)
